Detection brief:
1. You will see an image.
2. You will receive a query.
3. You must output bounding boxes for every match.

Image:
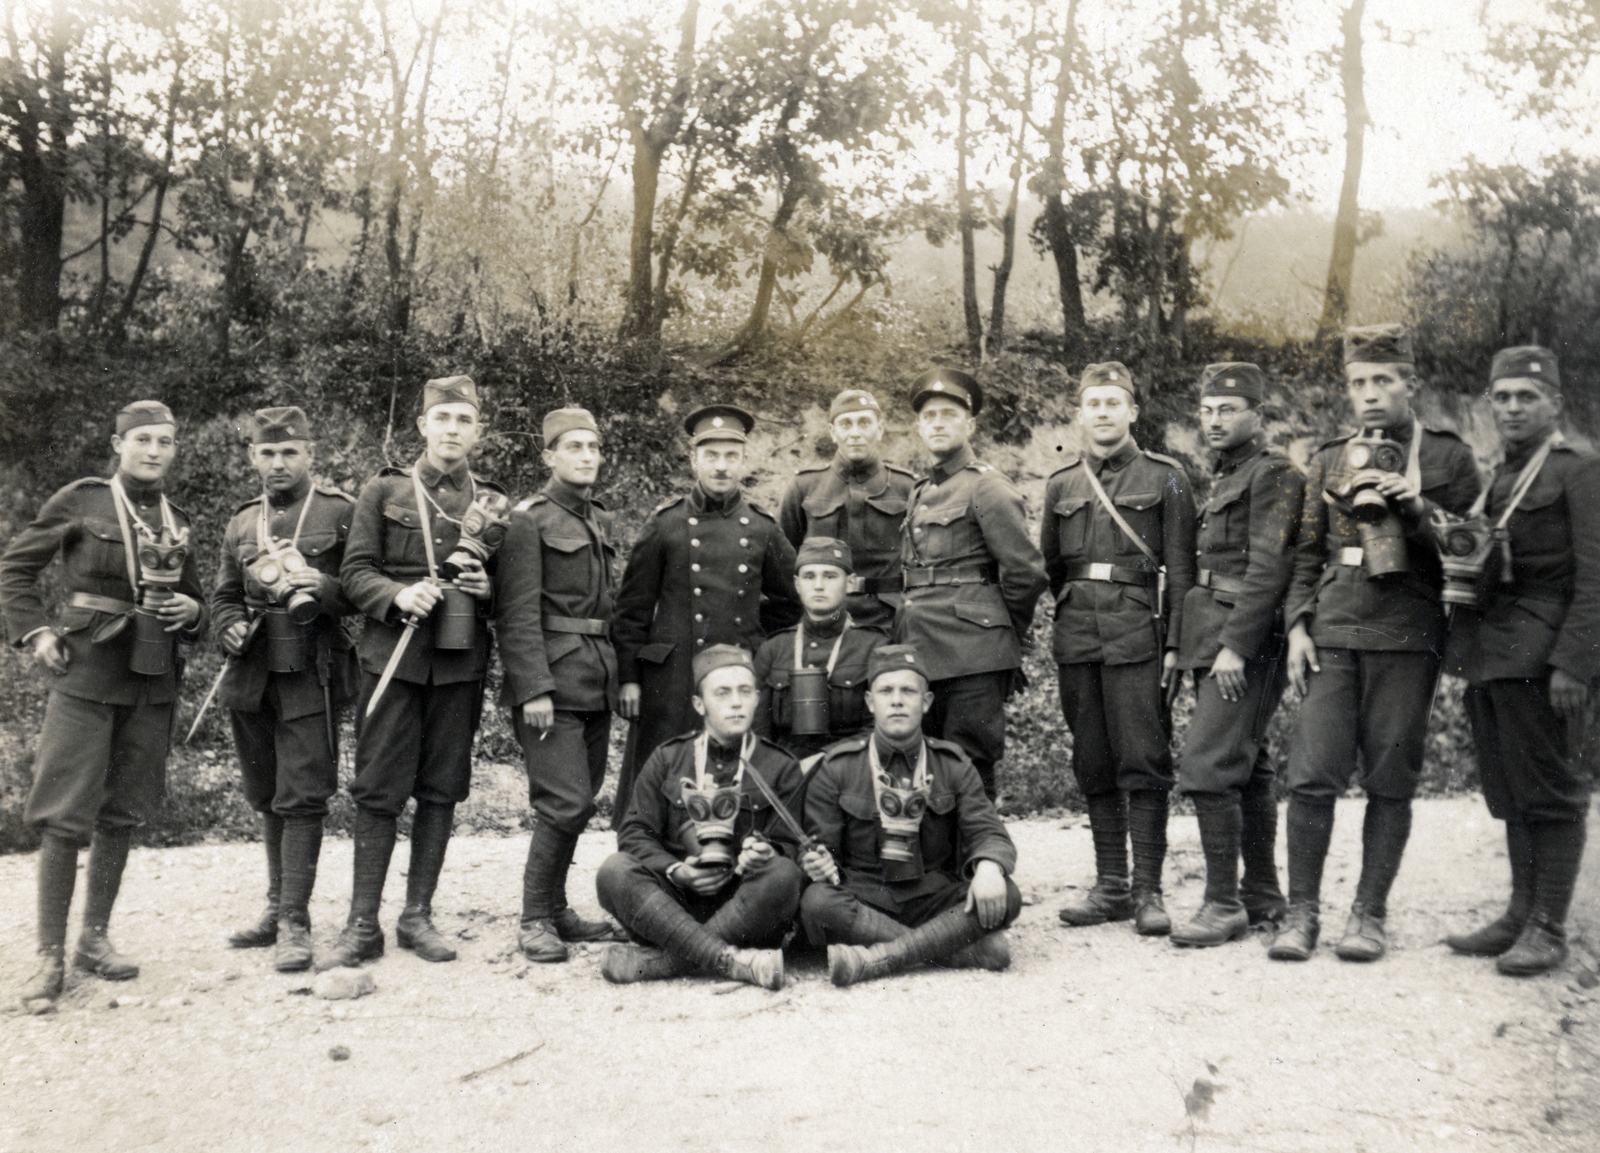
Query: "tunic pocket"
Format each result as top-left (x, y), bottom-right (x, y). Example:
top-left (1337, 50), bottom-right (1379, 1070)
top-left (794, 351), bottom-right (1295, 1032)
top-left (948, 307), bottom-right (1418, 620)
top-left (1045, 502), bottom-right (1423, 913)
top-left (1110, 491), bottom-right (1161, 558)
top-left (1052, 496), bottom-right (1091, 557)
top-left (381, 503), bottom-right (426, 568)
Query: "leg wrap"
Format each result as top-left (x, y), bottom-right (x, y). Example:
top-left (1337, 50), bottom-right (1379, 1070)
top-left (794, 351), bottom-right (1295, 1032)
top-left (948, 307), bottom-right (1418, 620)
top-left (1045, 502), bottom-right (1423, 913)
top-left (1285, 795), bottom-right (1336, 909)
top-left (404, 801), bottom-right (454, 912)
top-left (82, 826), bottom-right (132, 932)
top-left (1128, 789), bottom-right (1169, 894)
top-left (1353, 796), bottom-right (1412, 919)
top-left (1191, 791), bottom-right (1242, 906)
top-left (350, 808), bottom-right (398, 923)
top-left (36, 833), bottom-right (79, 953)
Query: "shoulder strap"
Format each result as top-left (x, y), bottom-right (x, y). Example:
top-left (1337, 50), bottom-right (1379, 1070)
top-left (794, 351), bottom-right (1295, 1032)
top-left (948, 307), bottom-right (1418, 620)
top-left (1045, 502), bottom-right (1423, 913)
top-left (410, 469), bottom-right (439, 579)
top-left (1081, 462), bottom-right (1159, 567)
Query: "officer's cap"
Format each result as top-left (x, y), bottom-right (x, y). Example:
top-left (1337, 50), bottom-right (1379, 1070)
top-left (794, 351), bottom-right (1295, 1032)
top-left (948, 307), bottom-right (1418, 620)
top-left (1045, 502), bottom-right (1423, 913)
top-left (250, 406), bottom-right (313, 444)
top-left (116, 400), bottom-right (176, 435)
top-left (910, 368), bottom-right (983, 416)
top-left (1198, 363), bottom-right (1266, 406)
top-left (542, 406), bottom-right (601, 447)
top-left (795, 536), bottom-right (853, 575)
top-left (1343, 324), bottom-right (1414, 367)
top-left (830, 389), bottom-right (883, 421)
top-left (692, 644), bottom-right (756, 688)
top-left (422, 375), bottom-right (479, 413)
top-left (1077, 362), bottom-right (1137, 402)
top-left (684, 404), bottom-right (755, 446)
top-left (867, 644), bottom-right (929, 687)
top-left (1489, 345), bottom-right (1561, 394)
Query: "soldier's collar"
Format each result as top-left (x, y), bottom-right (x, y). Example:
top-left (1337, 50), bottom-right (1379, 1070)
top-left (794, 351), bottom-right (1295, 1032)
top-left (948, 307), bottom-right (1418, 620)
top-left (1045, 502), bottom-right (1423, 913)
top-left (691, 484), bottom-right (741, 514)
top-left (544, 476), bottom-right (593, 516)
top-left (416, 454), bottom-right (471, 488)
top-left (1215, 434), bottom-right (1265, 471)
top-left (265, 477), bottom-right (312, 508)
top-left (1088, 436), bottom-right (1139, 473)
top-left (832, 454), bottom-right (883, 484)
top-left (872, 728), bottom-right (925, 766)
top-left (928, 442), bottom-right (975, 483)
top-left (114, 471), bottom-right (163, 500)
top-left (1503, 428), bottom-right (1561, 469)
top-left (802, 608), bottom-right (847, 638)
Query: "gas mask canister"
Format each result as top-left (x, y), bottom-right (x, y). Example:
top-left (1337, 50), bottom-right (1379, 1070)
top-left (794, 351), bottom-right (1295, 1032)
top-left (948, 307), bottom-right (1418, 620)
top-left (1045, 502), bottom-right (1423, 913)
top-left (435, 491), bottom-right (513, 651)
top-left (1433, 513), bottom-right (1497, 609)
top-left (130, 525), bottom-right (190, 676)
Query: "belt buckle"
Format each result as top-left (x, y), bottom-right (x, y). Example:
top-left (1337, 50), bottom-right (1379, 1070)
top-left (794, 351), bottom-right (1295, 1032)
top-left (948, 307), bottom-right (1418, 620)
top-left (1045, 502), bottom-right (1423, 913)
top-left (1339, 547), bottom-right (1364, 566)
top-left (1088, 562), bottom-right (1113, 581)
top-left (846, 574), bottom-right (864, 595)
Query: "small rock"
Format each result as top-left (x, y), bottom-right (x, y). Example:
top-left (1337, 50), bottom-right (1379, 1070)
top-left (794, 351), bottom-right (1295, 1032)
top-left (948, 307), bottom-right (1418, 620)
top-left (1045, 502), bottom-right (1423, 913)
top-left (329, 1045), bottom-right (351, 1061)
top-left (314, 968), bottom-right (376, 1001)
top-left (109, 995), bottom-right (144, 1009)
top-left (362, 1110), bottom-right (394, 1126)
top-left (158, 996), bottom-right (186, 1009)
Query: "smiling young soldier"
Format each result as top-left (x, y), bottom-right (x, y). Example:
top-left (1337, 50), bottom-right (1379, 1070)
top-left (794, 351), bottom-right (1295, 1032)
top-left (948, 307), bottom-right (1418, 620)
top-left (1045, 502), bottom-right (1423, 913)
top-left (494, 407), bottom-right (628, 963)
top-left (213, 407), bottom-right (358, 973)
top-left (799, 644), bottom-right (1021, 986)
top-left (325, 376), bottom-right (504, 970)
top-left (1442, 347), bottom-right (1599, 976)
top-left (779, 389), bottom-right (914, 631)
top-left (1046, 363), bottom-right (1197, 937)
top-left (2, 401), bottom-right (205, 1012)
top-left (596, 645), bottom-right (805, 990)
top-left (753, 537), bottom-right (889, 760)
top-left (896, 369), bottom-right (1047, 800)
top-left (612, 405), bottom-right (801, 824)
top-left (1170, 366), bottom-right (1302, 946)
top-left (1271, 326), bottom-right (1480, 964)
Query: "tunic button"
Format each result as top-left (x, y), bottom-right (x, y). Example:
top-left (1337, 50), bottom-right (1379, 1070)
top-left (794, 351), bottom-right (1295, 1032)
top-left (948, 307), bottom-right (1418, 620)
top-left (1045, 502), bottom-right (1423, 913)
top-left (736, 590), bottom-right (745, 597)
top-left (688, 518), bottom-right (699, 526)
top-left (739, 539), bottom-right (748, 547)
top-left (914, 527), bottom-right (924, 534)
top-left (694, 588), bottom-right (702, 596)
top-left (740, 517), bottom-right (750, 525)
top-left (737, 564), bottom-right (748, 573)
top-left (695, 614), bottom-right (704, 622)
top-left (734, 617), bottom-right (742, 624)
top-left (696, 638), bottom-right (706, 646)
top-left (691, 539), bottom-right (700, 547)
top-left (691, 563), bottom-right (701, 572)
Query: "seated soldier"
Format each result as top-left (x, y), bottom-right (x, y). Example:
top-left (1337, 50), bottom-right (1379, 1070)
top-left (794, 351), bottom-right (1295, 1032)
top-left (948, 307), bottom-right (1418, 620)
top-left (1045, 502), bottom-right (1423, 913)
top-left (595, 645), bottom-right (805, 990)
top-left (799, 644), bottom-right (1021, 987)
top-left (753, 537), bottom-right (888, 762)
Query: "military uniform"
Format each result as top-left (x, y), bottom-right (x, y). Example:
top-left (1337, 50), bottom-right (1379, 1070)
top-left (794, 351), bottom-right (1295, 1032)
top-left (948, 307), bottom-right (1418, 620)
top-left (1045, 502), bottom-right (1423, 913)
top-left (753, 616), bottom-right (888, 760)
top-left (779, 456), bottom-right (913, 631)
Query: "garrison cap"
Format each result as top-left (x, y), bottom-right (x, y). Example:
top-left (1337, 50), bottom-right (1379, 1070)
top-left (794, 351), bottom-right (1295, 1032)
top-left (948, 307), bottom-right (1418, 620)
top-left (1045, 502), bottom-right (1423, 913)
top-left (867, 644), bottom-right (929, 687)
top-left (1489, 345), bottom-right (1561, 393)
top-left (250, 406), bottom-right (313, 444)
top-left (422, 375), bottom-right (479, 413)
top-left (692, 643), bottom-right (756, 688)
top-left (116, 400), bottom-right (176, 434)
top-left (1343, 324), bottom-right (1414, 367)
top-left (829, 389), bottom-right (884, 421)
top-left (1199, 363), bottom-right (1266, 405)
top-left (542, 406), bottom-right (601, 446)
top-left (1078, 362), bottom-right (1137, 401)
top-left (795, 536), bottom-right (853, 574)
top-left (684, 404), bottom-right (755, 445)
top-left (910, 368), bottom-right (983, 415)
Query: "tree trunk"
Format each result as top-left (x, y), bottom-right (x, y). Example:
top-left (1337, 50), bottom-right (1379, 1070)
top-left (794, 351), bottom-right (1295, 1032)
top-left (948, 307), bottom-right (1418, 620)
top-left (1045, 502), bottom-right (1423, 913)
top-left (113, 61), bottom-right (179, 345)
top-left (956, 14), bottom-right (982, 360)
top-left (6, 1), bottom-right (73, 332)
top-left (1039, 0), bottom-right (1086, 349)
top-left (987, 4), bottom-right (1037, 358)
top-left (217, 224), bottom-right (252, 360)
top-left (1316, 0), bottom-right (1368, 341)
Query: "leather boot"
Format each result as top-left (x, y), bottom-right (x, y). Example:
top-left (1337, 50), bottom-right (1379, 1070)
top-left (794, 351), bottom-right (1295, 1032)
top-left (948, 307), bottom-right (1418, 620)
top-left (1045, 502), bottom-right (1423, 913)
top-left (274, 916), bottom-right (314, 973)
top-left (1133, 889), bottom-right (1171, 937)
top-left (1351, 796), bottom-right (1411, 923)
top-left (396, 906), bottom-right (457, 962)
top-left (397, 802), bottom-right (457, 963)
top-left (229, 812), bottom-right (284, 948)
top-left (1333, 900), bottom-right (1387, 962)
top-left (1267, 901), bottom-right (1320, 961)
top-left (715, 946), bottom-right (785, 990)
top-left (20, 947), bottom-right (66, 1013)
top-left (547, 825), bottom-right (627, 944)
top-left (318, 918), bottom-right (385, 971)
top-left (74, 927), bottom-right (139, 981)
top-left (828, 906), bottom-right (986, 986)
top-left (1239, 760), bottom-right (1286, 925)
top-left (1496, 916), bottom-right (1568, 977)
top-left (1059, 879), bottom-right (1134, 926)
top-left (601, 944), bottom-right (693, 983)
top-left (1497, 817), bottom-right (1586, 977)
top-left (1171, 902), bottom-right (1250, 948)
top-left (1061, 792), bottom-right (1132, 926)
top-left (942, 932), bottom-right (1012, 971)
top-left (517, 823), bottom-right (570, 963)
top-left (75, 827), bottom-right (137, 980)
top-left (1177, 793), bottom-right (1246, 945)
top-left (1446, 818), bottom-right (1534, 956)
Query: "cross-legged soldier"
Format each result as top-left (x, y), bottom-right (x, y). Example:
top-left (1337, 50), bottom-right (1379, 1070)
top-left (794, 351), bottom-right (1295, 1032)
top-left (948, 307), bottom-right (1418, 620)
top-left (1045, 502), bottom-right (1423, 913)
top-left (325, 376), bottom-right (504, 969)
top-left (214, 407), bottom-right (359, 973)
top-left (2, 401), bottom-right (205, 1012)
top-left (596, 645), bottom-right (804, 990)
top-left (1271, 326), bottom-right (1481, 963)
top-left (1170, 366), bottom-right (1301, 946)
top-left (495, 406), bottom-right (628, 963)
top-left (779, 389), bottom-right (914, 631)
top-left (799, 645), bottom-right (1021, 986)
top-left (1047, 363), bottom-right (1197, 937)
top-left (896, 369), bottom-right (1047, 800)
top-left (1444, 347), bottom-right (1598, 976)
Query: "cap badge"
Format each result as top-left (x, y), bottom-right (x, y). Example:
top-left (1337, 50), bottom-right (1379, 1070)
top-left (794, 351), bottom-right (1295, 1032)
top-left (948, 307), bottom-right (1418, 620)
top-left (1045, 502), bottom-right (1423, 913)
top-left (933, 382), bottom-right (944, 391)
top-left (1108, 372), bottom-right (1119, 380)
top-left (712, 416), bottom-right (724, 427)
top-left (1532, 363), bottom-right (1542, 373)
top-left (1225, 378), bottom-right (1235, 387)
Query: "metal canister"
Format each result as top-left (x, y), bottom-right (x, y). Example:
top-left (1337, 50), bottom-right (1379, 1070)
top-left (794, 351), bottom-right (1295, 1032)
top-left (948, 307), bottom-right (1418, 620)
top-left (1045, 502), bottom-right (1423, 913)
top-left (263, 607), bottom-right (315, 673)
top-left (1358, 512), bottom-right (1411, 577)
top-left (129, 604), bottom-right (174, 676)
top-left (435, 585), bottom-right (478, 650)
top-left (789, 666), bottom-right (831, 736)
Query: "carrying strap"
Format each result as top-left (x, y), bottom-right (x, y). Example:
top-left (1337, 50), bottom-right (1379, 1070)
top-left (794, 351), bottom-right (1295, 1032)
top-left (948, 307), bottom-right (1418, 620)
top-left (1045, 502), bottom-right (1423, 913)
top-left (1081, 457), bottom-right (1160, 568)
top-left (1468, 430), bottom-right (1562, 580)
top-left (411, 469), bottom-right (440, 580)
top-left (257, 490), bottom-right (315, 555)
top-left (793, 616), bottom-right (853, 676)
top-left (691, 730), bottom-right (755, 791)
top-left (109, 475), bottom-right (176, 593)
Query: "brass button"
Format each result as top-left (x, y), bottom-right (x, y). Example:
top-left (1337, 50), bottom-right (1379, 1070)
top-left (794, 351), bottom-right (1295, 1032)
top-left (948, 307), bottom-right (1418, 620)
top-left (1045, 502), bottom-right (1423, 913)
top-left (737, 564), bottom-right (748, 574)
top-left (688, 518), bottom-right (699, 526)
top-left (691, 563), bottom-right (701, 572)
top-left (691, 539), bottom-right (701, 547)
top-left (740, 517), bottom-right (750, 525)
top-left (739, 539), bottom-right (749, 547)
top-left (694, 613), bottom-right (704, 622)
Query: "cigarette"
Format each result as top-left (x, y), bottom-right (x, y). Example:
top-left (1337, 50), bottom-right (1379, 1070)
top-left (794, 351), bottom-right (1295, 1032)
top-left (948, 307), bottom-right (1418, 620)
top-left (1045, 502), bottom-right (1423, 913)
top-left (538, 728), bottom-right (549, 741)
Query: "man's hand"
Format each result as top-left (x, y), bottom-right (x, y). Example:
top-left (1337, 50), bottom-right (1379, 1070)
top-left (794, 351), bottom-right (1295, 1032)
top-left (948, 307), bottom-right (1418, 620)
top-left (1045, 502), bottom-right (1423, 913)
top-left (222, 621), bottom-right (251, 657)
top-left (454, 560), bottom-right (491, 600)
top-left (1160, 648), bottom-right (1178, 688)
top-left (1550, 668), bottom-right (1589, 720)
top-left (1287, 623), bottom-right (1319, 698)
top-left (157, 593), bottom-right (201, 633)
top-left (284, 567), bottom-right (326, 591)
top-left (964, 859), bottom-right (1009, 931)
top-left (1208, 646), bottom-right (1249, 703)
top-left (521, 694), bottom-right (555, 733)
top-left (394, 581), bottom-right (443, 618)
top-left (619, 682), bottom-right (641, 720)
top-left (1373, 473), bottom-right (1425, 518)
top-left (736, 834), bottom-right (775, 874)
top-left (670, 859), bottom-right (732, 896)
top-left (31, 630), bottom-right (69, 675)
top-left (801, 845), bottom-right (839, 885)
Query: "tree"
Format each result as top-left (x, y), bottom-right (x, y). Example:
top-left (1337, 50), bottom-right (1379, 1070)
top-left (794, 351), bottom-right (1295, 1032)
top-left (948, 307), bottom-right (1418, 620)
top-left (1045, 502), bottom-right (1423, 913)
top-left (984, 0), bottom-right (1042, 357)
top-left (1030, 0), bottom-right (1086, 349)
top-left (1481, 0), bottom-right (1600, 125)
top-left (1315, 0), bottom-right (1367, 341)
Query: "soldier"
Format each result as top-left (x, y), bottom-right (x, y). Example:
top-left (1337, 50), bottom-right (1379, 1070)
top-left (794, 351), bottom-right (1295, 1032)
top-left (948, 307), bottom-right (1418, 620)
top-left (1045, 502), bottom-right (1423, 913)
top-left (778, 389), bottom-right (914, 630)
top-left (323, 376), bottom-right (504, 969)
top-left (1444, 347), bottom-right (1598, 976)
top-left (1271, 325), bottom-right (1480, 964)
top-left (2, 401), bottom-right (205, 1012)
top-left (494, 406), bottom-right (628, 964)
top-left (752, 537), bottom-right (889, 761)
top-left (799, 645), bottom-right (1021, 986)
top-left (214, 407), bottom-right (359, 973)
top-left (896, 368), bottom-right (1047, 800)
top-left (595, 645), bottom-right (805, 990)
top-left (612, 404), bottom-right (801, 824)
top-left (1169, 365), bottom-right (1301, 946)
top-left (1046, 362), bottom-right (1198, 937)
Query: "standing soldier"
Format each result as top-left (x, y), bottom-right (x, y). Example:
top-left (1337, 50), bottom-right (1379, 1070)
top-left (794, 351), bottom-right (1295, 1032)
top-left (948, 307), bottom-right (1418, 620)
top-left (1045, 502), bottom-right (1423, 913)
top-left (214, 407), bottom-right (359, 973)
top-left (2, 401), bottom-right (205, 1012)
top-left (1444, 347), bottom-right (1598, 976)
top-left (323, 376), bottom-right (504, 970)
top-left (612, 405), bottom-right (801, 823)
top-left (779, 389), bottom-right (914, 631)
top-left (495, 406), bottom-right (628, 964)
top-left (1271, 326), bottom-right (1480, 964)
top-left (753, 538), bottom-right (889, 761)
top-left (897, 368), bottom-right (1047, 800)
top-left (1169, 366), bottom-right (1301, 946)
top-left (1046, 363), bottom-right (1197, 937)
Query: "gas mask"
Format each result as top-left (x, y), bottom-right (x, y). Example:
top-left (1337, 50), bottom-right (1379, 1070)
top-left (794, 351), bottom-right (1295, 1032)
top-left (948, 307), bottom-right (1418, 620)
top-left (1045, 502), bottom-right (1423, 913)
top-left (442, 491), bottom-right (512, 580)
top-left (1433, 513), bottom-right (1496, 608)
top-left (246, 545), bottom-right (321, 624)
top-left (1329, 432), bottom-right (1406, 524)
top-left (678, 779), bottom-right (741, 871)
top-left (135, 525), bottom-right (190, 604)
top-left (875, 777), bottom-right (929, 863)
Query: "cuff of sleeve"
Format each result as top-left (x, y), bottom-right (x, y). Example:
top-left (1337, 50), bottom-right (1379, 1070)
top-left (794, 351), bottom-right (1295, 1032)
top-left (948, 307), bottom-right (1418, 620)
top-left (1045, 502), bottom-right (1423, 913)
top-left (18, 625), bottom-right (49, 647)
top-left (964, 855), bottom-right (1009, 879)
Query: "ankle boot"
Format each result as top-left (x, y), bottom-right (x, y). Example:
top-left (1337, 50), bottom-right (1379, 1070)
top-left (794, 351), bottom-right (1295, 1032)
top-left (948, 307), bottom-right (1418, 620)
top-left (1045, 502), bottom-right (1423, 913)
top-left (74, 927), bottom-right (139, 981)
top-left (1176, 792), bottom-right (1246, 945)
top-left (318, 918), bottom-right (385, 971)
top-left (1497, 818), bottom-right (1587, 977)
top-left (1446, 818), bottom-right (1534, 956)
top-left (1267, 901), bottom-right (1320, 962)
top-left (715, 946), bottom-right (785, 990)
top-left (1059, 878), bottom-right (1133, 926)
top-left (943, 932), bottom-right (1012, 972)
top-left (518, 823), bottom-right (570, 963)
top-left (76, 828), bottom-right (137, 979)
top-left (1239, 762), bottom-right (1286, 925)
top-left (229, 813), bottom-right (284, 948)
top-left (20, 947), bottom-right (66, 1013)
top-left (546, 826), bottom-right (626, 943)
top-left (397, 802), bottom-right (457, 962)
top-left (1060, 792), bottom-right (1133, 926)
top-left (1133, 889), bottom-right (1171, 937)
top-left (828, 907), bottom-right (986, 986)
top-left (1496, 916), bottom-right (1569, 976)
top-left (274, 916), bottom-right (314, 973)
top-left (1333, 900), bottom-right (1387, 962)
top-left (601, 944), bottom-right (694, 984)
top-left (1171, 902), bottom-right (1250, 948)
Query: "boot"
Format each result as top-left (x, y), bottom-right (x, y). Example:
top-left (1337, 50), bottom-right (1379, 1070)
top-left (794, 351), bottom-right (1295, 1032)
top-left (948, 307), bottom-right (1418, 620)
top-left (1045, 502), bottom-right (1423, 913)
top-left (74, 827), bottom-right (137, 980)
top-left (317, 918), bottom-right (384, 971)
top-left (274, 918), bottom-right (314, 974)
top-left (1133, 890), bottom-right (1171, 937)
top-left (1171, 902), bottom-right (1250, 948)
top-left (74, 927), bottom-right (139, 981)
top-left (547, 825), bottom-right (626, 944)
top-left (1333, 900), bottom-right (1387, 962)
top-left (1059, 792), bottom-right (1133, 926)
top-left (1175, 792), bottom-right (1247, 946)
top-left (828, 907), bottom-right (986, 987)
top-left (396, 802), bottom-right (457, 963)
top-left (715, 947), bottom-right (785, 991)
top-left (1267, 901), bottom-right (1320, 962)
top-left (276, 815), bottom-right (322, 933)
top-left (517, 823), bottom-right (570, 963)
top-left (1239, 766), bottom-right (1287, 925)
top-left (348, 807), bottom-right (398, 927)
top-left (1352, 795), bottom-right (1412, 922)
top-left (1059, 879), bottom-right (1133, 926)
top-left (1496, 917), bottom-right (1568, 977)
top-left (396, 906), bottom-right (457, 962)
top-left (1446, 818), bottom-right (1533, 956)
top-left (1497, 817), bottom-right (1587, 977)
top-left (943, 932), bottom-right (1012, 972)
top-left (601, 944), bottom-right (693, 984)
top-left (228, 812), bottom-right (284, 948)
top-left (1128, 789), bottom-right (1170, 911)
top-left (24, 835), bottom-right (78, 1012)
top-left (1284, 794), bottom-right (1336, 913)
top-left (20, 948), bottom-right (66, 1014)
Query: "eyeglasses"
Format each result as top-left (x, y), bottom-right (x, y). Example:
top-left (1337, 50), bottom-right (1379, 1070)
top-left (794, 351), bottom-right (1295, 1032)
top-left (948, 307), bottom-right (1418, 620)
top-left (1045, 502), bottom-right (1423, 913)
top-left (1198, 405), bottom-right (1250, 420)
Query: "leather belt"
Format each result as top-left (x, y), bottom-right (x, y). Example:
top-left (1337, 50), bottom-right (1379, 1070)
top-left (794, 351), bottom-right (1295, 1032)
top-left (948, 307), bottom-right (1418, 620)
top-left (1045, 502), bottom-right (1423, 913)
top-left (1335, 547), bottom-right (1364, 567)
top-left (1196, 569), bottom-right (1247, 595)
top-left (1065, 562), bottom-right (1155, 587)
top-left (849, 575), bottom-right (898, 596)
top-left (545, 615), bottom-right (609, 636)
top-left (68, 592), bottom-right (136, 614)
top-left (902, 564), bottom-right (996, 590)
